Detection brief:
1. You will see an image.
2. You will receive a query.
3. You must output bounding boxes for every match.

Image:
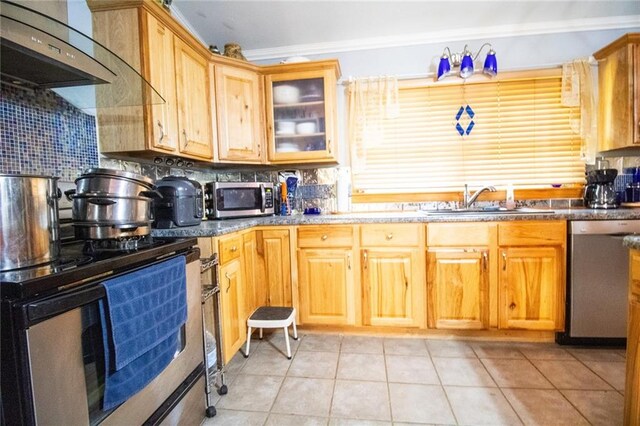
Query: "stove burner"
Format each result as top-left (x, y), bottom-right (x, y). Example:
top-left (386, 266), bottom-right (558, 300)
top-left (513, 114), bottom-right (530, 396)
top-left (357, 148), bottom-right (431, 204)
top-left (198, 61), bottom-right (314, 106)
top-left (82, 235), bottom-right (164, 255)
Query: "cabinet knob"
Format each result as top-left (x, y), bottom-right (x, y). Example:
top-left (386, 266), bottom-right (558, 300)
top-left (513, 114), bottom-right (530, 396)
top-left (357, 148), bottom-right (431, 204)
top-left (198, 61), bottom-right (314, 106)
top-left (509, 302), bottom-right (516, 310)
top-left (321, 234), bottom-right (328, 241)
top-left (231, 246), bottom-right (237, 252)
top-left (385, 233), bottom-right (393, 240)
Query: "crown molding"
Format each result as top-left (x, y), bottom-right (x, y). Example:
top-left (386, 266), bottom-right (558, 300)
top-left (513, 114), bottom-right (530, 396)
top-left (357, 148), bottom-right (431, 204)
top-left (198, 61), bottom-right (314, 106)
top-left (170, 3), bottom-right (208, 48)
top-left (245, 15), bottom-right (640, 61)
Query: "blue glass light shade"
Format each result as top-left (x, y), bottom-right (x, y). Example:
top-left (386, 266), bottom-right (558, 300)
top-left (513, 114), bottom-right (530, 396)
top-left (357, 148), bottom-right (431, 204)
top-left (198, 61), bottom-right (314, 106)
top-left (483, 49), bottom-right (498, 76)
top-left (437, 55), bottom-right (451, 80)
top-left (459, 52), bottom-right (474, 78)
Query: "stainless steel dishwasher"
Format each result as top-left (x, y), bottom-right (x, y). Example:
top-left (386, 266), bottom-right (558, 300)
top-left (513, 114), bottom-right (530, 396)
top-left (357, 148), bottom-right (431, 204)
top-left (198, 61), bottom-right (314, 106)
top-left (557, 219), bottom-right (640, 345)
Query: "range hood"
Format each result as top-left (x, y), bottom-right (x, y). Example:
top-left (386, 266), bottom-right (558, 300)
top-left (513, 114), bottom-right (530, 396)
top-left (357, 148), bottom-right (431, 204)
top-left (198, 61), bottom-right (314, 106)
top-left (0, 0), bottom-right (164, 109)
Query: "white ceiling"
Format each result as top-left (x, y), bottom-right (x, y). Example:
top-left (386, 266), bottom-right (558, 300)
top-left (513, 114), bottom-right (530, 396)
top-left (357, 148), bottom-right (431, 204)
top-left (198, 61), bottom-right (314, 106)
top-left (173, 0), bottom-right (640, 60)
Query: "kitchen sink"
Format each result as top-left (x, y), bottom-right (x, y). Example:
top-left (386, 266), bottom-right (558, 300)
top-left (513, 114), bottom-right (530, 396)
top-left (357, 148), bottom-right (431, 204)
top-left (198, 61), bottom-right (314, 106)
top-left (418, 207), bottom-right (555, 215)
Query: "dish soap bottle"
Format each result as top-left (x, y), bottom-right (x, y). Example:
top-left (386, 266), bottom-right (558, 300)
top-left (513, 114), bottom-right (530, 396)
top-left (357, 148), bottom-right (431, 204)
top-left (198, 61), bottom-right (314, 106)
top-left (505, 184), bottom-right (516, 210)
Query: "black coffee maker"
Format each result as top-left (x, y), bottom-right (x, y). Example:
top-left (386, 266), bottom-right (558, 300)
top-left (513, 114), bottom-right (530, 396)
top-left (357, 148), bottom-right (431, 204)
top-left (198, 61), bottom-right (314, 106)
top-left (584, 168), bottom-right (620, 209)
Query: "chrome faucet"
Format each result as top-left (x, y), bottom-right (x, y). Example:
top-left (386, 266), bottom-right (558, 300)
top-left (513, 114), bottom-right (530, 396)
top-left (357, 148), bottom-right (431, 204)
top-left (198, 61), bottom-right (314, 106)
top-left (462, 184), bottom-right (497, 209)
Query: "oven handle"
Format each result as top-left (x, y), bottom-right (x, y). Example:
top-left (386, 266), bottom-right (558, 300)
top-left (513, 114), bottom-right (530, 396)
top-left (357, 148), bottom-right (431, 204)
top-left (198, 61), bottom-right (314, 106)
top-left (26, 285), bottom-right (106, 325)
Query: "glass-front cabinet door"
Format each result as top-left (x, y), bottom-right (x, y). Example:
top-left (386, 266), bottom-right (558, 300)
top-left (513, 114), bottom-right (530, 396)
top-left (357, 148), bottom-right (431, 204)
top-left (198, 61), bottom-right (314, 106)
top-left (264, 60), bottom-right (341, 164)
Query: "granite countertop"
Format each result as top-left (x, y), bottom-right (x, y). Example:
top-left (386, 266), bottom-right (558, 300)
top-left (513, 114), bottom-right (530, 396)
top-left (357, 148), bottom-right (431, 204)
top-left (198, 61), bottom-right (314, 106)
top-left (152, 208), bottom-right (640, 238)
top-left (624, 235), bottom-right (640, 250)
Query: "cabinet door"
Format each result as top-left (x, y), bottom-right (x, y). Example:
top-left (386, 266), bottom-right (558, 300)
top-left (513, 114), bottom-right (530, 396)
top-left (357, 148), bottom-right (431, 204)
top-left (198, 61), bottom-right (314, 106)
top-left (144, 13), bottom-right (178, 153)
top-left (362, 248), bottom-right (422, 327)
top-left (625, 298), bottom-right (640, 424)
top-left (243, 231), bottom-right (258, 318)
top-left (174, 37), bottom-right (214, 159)
top-left (298, 249), bottom-right (354, 325)
top-left (634, 43), bottom-right (640, 146)
top-left (427, 249), bottom-right (489, 330)
top-left (256, 229), bottom-right (292, 307)
top-left (597, 40), bottom-right (639, 151)
top-left (499, 246), bottom-right (564, 330)
top-left (215, 65), bottom-right (264, 162)
top-left (219, 259), bottom-right (246, 363)
top-left (265, 68), bottom-right (338, 164)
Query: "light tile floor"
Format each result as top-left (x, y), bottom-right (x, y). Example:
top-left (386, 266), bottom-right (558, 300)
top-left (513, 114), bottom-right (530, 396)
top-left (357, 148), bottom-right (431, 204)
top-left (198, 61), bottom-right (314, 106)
top-left (203, 333), bottom-right (626, 425)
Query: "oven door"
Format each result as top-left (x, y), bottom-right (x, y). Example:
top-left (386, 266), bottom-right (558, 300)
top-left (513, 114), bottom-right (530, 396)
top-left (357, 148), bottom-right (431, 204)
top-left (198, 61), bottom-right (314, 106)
top-left (24, 254), bottom-right (202, 425)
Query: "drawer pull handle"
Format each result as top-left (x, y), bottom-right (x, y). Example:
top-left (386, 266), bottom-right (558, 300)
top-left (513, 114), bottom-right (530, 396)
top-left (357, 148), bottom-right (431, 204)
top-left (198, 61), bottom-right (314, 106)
top-left (321, 234), bottom-right (328, 241)
top-left (385, 233), bottom-right (393, 240)
top-left (225, 272), bottom-right (231, 293)
top-left (363, 250), bottom-right (368, 269)
top-left (347, 254), bottom-right (351, 270)
top-left (483, 252), bottom-right (488, 270)
top-left (509, 302), bottom-right (516, 310)
top-left (502, 252), bottom-right (507, 271)
top-left (231, 246), bottom-right (238, 252)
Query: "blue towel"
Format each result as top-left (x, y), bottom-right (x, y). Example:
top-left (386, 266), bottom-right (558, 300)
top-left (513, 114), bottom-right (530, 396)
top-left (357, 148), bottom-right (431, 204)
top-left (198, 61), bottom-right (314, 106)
top-left (99, 256), bottom-right (187, 410)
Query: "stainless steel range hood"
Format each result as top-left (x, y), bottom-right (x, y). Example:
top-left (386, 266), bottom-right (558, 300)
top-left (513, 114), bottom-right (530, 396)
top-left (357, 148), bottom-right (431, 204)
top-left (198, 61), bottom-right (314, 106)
top-left (0, 0), bottom-right (164, 109)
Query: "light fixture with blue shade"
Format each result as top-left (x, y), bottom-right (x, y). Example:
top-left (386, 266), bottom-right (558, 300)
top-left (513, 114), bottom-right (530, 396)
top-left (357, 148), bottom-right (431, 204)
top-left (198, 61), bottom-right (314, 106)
top-left (483, 48), bottom-right (498, 76)
top-left (435, 43), bottom-right (497, 81)
top-left (437, 54), bottom-right (452, 81)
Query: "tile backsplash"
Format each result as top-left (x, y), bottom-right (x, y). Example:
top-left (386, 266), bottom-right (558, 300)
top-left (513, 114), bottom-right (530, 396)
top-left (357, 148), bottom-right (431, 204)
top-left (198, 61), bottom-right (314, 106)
top-left (0, 84), bottom-right (98, 181)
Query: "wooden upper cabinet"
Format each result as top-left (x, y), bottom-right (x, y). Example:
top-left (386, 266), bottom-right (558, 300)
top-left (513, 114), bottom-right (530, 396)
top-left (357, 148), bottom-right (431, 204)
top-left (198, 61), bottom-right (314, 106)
top-left (174, 37), bottom-right (214, 160)
top-left (145, 13), bottom-right (178, 153)
top-left (263, 60), bottom-right (341, 164)
top-left (214, 65), bottom-right (264, 163)
top-left (594, 33), bottom-right (640, 151)
top-left (88, 2), bottom-right (215, 161)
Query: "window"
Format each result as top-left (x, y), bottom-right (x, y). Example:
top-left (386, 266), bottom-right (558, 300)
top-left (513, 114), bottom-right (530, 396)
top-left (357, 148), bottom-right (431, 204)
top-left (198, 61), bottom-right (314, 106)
top-left (348, 69), bottom-right (584, 200)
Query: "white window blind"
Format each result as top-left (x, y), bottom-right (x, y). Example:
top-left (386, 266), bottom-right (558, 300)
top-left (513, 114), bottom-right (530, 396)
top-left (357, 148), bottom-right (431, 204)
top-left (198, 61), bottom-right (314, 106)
top-left (350, 71), bottom-right (585, 194)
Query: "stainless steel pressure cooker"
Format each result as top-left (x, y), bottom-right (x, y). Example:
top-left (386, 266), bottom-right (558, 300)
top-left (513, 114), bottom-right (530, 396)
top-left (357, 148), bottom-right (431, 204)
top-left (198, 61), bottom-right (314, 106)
top-left (65, 168), bottom-right (161, 240)
top-left (0, 174), bottom-right (61, 271)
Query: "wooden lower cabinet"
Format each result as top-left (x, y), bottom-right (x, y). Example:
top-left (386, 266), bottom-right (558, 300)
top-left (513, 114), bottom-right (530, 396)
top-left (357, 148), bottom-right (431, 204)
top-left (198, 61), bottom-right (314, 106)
top-left (498, 246), bottom-right (564, 330)
top-left (626, 248), bottom-right (640, 424)
top-left (427, 249), bottom-right (489, 329)
top-left (626, 298), bottom-right (640, 424)
top-left (219, 258), bottom-right (246, 363)
top-left (298, 249), bottom-right (354, 325)
top-left (362, 248), bottom-right (423, 327)
top-left (242, 231), bottom-right (258, 318)
top-left (255, 229), bottom-right (292, 307)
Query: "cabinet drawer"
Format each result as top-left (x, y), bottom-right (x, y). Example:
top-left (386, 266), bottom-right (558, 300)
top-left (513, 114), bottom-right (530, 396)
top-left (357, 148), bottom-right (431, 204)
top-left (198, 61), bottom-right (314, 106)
top-left (498, 221), bottom-right (566, 246)
top-left (218, 234), bottom-right (242, 264)
top-left (631, 249), bottom-right (640, 297)
top-left (360, 224), bottom-right (420, 247)
top-left (298, 226), bottom-right (353, 248)
top-left (427, 223), bottom-right (491, 246)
